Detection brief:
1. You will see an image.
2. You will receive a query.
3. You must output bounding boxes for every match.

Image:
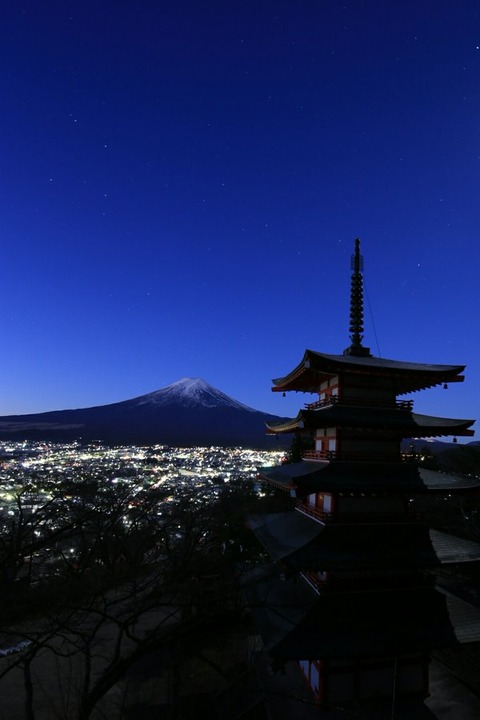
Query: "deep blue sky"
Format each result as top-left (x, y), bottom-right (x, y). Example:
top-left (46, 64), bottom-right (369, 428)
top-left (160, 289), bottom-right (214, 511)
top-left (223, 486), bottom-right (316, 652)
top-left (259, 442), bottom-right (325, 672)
top-left (1, 1), bottom-right (479, 437)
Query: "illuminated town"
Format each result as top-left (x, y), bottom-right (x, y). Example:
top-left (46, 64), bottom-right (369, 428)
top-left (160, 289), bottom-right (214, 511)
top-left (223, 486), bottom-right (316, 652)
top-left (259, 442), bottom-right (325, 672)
top-left (0, 441), bottom-right (287, 717)
top-left (0, 440), bottom-right (284, 574)
top-left (0, 440), bottom-right (284, 522)
top-left (0, 440), bottom-right (283, 479)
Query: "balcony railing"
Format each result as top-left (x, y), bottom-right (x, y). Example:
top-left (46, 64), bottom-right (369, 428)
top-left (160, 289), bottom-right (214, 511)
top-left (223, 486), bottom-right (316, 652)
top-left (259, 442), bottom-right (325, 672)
top-left (296, 503), bottom-right (424, 525)
top-left (295, 504), bottom-right (331, 522)
top-left (304, 396), bottom-right (414, 411)
top-left (303, 450), bottom-right (335, 461)
top-left (302, 450), bottom-right (416, 463)
top-left (302, 570), bottom-right (328, 594)
top-left (305, 396), bottom-right (339, 410)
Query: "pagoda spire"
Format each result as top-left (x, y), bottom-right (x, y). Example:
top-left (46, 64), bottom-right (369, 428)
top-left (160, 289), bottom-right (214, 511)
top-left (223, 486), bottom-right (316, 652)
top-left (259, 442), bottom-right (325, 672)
top-left (344, 238), bottom-right (371, 357)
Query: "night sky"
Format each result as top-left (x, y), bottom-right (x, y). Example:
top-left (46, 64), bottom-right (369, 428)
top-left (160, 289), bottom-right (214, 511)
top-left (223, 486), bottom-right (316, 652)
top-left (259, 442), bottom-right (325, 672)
top-left (1, 2), bottom-right (480, 437)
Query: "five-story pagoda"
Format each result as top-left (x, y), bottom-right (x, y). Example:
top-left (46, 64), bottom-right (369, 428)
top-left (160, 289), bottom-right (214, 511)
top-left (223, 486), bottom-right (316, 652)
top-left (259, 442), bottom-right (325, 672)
top-left (247, 239), bottom-right (480, 714)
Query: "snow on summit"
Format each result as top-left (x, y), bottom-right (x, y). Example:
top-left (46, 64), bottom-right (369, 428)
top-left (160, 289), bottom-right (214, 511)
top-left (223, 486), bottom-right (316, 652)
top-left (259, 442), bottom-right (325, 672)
top-left (134, 378), bottom-right (257, 411)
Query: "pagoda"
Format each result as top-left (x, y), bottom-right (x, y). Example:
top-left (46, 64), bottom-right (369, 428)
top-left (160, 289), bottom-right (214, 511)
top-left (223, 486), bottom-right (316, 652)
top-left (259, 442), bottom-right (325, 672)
top-left (246, 239), bottom-right (480, 714)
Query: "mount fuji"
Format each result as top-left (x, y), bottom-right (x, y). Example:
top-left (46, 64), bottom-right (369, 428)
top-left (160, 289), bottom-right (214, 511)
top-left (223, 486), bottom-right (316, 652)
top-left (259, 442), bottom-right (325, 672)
top-left (0, 378), bottom-right (288, 448)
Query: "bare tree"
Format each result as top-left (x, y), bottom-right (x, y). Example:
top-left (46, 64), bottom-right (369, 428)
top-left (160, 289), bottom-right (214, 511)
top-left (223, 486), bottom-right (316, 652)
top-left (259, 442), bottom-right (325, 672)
top-left (0, 476), bottom-right (260, 718)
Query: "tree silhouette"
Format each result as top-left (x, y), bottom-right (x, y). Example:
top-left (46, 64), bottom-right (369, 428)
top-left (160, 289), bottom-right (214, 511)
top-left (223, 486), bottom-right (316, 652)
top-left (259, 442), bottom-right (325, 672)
top-left (0, 474), bottom-right (266, 718)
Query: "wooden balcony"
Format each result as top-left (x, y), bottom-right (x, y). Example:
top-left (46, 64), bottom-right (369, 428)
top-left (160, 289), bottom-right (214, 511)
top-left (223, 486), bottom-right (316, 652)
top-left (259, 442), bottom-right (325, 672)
top-left (302, 450), bottom-right (406, 463)
top-left (296, 503), bottom-right (424, 525)
top-left (303, 450), bottom-right (335, 461)
top-left (305, 396), bottom-right (414, 411)
top-left (305, 396), bottom-right (339, 410)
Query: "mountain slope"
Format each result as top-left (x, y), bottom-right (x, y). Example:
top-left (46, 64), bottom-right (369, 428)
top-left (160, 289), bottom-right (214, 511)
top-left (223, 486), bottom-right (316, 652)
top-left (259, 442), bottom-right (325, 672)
top-left (0, 378), bottom-right (288, 448)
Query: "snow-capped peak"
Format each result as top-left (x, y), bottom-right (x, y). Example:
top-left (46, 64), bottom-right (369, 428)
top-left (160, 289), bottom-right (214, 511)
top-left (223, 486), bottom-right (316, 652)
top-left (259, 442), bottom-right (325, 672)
top-left (133, 378), bottom-right (257, 412)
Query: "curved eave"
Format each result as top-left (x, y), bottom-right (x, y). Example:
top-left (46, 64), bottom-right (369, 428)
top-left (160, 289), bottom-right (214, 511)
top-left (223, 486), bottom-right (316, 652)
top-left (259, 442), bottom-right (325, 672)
top-left (408, 414), bottom-right (474, 438)
top-left (417, 467), bottom-right (480, 491)
top-left (258, 461), bottom-right (326, 492)
top-left (272, 349), bottom-right (466, 395)
top-left (266, 408), bottom-right (474, 438)
top-left (266, 415), bottom-right (303, 435)
top-left (271, 351), bottom-right (325, 393)
top-left (298, 409), bottom-right (474, 437)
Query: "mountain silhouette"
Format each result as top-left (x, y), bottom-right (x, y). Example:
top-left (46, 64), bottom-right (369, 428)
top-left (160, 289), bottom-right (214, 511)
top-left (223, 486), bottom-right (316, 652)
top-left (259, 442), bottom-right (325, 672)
top-left (0, 378), bottom-right (288, 448)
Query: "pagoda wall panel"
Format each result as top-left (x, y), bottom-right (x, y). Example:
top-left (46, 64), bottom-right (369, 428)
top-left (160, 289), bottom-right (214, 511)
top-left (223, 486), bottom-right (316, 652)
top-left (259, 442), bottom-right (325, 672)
top-left (327, 670), bottom-right (355, 703)
top-left (320, 376), bottom-right (339, 391)
top-left (315, 427), bottom-right (337, 453)
top-left (315, 427), bottom-right (337, 437)
top-left (400, 661), bottom-right (429, 695)
top-left (340, 435), bottom-right (399, 458)
top-left (359, 665), bottom-right (395, 699)
top-left (319, 376), bottom-right (340, 403)
top-left (324, 656), bottom-right (429, 705)
top-left (358, 657), bottom-right (428, 700)
top-left (306, 492), bottom-right (333, 514)
top-left (341, 373), bottom-right (396, 405)
top-left (337, 496), bottom-right (405, 514)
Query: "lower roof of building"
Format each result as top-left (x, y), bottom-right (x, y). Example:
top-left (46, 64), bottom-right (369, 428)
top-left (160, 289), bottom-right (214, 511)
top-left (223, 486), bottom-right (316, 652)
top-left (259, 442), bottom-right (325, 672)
top-left (241, 564), bottom-right (480, 660)
top-left (248, 511), bottom-right (480, 570)
top-left (258, 460), bottom-right (480, 494)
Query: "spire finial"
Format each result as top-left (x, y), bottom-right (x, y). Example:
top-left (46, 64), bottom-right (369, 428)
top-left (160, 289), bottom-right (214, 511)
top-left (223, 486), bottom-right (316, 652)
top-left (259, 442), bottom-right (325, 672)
top-left (343, 238), bottom-right (371, 357)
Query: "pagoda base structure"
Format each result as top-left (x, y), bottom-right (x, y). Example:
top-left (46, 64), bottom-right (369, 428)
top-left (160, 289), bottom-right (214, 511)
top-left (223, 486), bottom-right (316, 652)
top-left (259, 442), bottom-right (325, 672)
top-left (246, 240), bottom-right (480, 715)
top-left (244, 545), bottom-right (480, 711)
